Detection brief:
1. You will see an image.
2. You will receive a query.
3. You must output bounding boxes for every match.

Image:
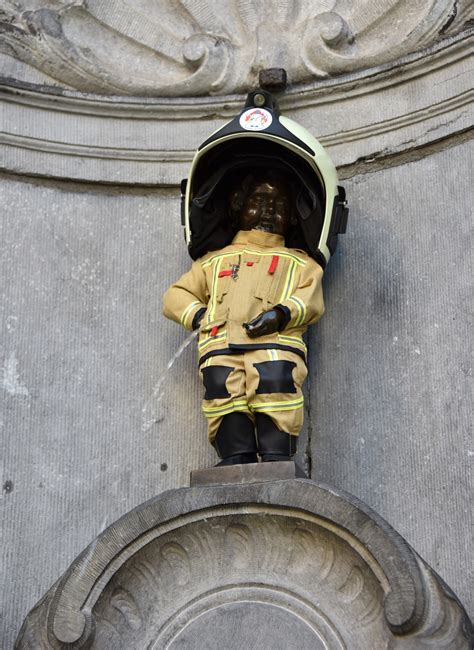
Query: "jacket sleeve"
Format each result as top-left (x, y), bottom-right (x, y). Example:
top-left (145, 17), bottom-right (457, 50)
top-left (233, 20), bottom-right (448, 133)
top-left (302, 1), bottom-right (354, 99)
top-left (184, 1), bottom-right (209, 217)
top-left (274, 259), bottom-right (325, 329)
top-left (163, 260), bottom-right (209, 331)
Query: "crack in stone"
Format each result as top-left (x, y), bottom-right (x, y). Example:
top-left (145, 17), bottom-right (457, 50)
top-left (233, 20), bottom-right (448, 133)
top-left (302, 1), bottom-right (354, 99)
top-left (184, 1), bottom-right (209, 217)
top-left (304, 334), bottom-right (314, 479)
top-left (439, 1), bottom-right (458, 35)
top-left (338, 127), bottom-right (473, 179)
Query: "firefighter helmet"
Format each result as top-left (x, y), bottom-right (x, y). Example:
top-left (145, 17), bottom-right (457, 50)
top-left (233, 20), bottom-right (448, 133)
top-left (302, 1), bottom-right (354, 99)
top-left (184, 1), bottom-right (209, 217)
top-left (181, 88), bottom-right (348, 268)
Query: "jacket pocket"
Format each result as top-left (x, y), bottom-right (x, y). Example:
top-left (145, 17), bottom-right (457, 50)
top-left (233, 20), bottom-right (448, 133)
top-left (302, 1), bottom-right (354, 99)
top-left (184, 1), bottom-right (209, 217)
top-left (199, 318), bottom-right (227, 352)
top-left (216, 276), bottom-right (231, 303)
top-left (200, 318), bottom-right (227, 334)
top-left (216, 256), bottom-right (239, 303)
top-left (254, 257), bottom-right (286, 308)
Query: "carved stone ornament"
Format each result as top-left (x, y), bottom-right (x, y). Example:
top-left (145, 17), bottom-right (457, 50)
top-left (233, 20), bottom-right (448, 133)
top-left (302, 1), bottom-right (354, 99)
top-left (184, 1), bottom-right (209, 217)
top-left (16, 476), bottom-right (472, 649)
top-left (1, 26), bottom-right (472, 185)
top-left (0, 0), bottom-right (471, 96)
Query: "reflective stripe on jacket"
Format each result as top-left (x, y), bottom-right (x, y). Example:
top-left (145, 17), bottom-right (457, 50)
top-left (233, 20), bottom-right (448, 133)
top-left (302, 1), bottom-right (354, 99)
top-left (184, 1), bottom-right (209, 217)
top-left (163, 229), bottom-right (325, 363)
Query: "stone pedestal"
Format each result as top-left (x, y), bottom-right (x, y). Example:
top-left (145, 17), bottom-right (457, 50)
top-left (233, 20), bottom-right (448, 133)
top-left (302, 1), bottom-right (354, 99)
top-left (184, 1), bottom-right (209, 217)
top-left (16, 466), bottom-right (472, 649)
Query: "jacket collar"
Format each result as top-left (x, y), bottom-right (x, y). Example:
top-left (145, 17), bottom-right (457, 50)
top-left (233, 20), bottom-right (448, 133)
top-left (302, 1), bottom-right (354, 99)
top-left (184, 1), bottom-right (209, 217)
top-left (232, 229), bottom-right (285, 248)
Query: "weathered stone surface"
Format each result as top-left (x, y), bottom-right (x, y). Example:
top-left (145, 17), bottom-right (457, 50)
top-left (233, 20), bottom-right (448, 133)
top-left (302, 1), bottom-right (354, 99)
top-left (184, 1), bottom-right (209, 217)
top-left (1, 2), bottom-right (472, 643)
top-left (190, 460), bottom-right (302, 486)
top-left (259, 68), bottom-right (287, 93)
top-left (308, 139), bottom-right (474, 622)
top-left (14, 479), bottom-right (472, 648)
top-left (1, 30), bottom-right (472, 184)
top-left (1, 140), bottom-right (473, 646)
top-left (0, 1), bottom-right (470, 96)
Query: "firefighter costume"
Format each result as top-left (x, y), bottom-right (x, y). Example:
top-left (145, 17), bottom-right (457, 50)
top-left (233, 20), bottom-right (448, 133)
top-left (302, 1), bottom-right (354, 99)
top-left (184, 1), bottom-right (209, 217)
top-left (163, 228), bottom-right (324, 457)
top-left (162, 81), bottom-right (347, 465)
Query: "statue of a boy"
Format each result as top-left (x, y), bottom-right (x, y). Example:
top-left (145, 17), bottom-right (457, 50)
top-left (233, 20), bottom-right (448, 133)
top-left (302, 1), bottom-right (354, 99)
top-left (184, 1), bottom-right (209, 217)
top-left (163, 170), bottom-right (324, 465)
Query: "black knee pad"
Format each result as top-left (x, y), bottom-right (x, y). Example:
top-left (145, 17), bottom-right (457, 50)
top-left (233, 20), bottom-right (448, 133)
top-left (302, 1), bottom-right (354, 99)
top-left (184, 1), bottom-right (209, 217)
top-left (255, 413), bottom-right (297, 460)
top-left (213, 412), bottom-right (257, 460)
top-left (253, 360), bottom-right (297, 394)
top-left (201, 365), bottom-right (233, 399)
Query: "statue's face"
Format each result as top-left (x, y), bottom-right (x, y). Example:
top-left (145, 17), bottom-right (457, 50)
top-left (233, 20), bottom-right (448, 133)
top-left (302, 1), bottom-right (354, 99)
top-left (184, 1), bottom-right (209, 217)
top-left (239, 179), bottom-right (291, 236)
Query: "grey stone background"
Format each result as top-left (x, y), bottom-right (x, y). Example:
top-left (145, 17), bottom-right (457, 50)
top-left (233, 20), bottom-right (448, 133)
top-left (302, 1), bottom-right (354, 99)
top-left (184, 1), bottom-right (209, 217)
top-left (309, 141), bottom-right (473, 611)
top-left (1, 140), bottom-right (472, 646)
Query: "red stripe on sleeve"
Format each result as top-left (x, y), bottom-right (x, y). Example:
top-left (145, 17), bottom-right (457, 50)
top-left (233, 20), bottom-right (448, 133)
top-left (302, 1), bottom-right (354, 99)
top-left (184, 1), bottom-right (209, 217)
top-left (210, 326), bottom-right (219, 337)
top-left (218, 270), bottom-right (232, 278)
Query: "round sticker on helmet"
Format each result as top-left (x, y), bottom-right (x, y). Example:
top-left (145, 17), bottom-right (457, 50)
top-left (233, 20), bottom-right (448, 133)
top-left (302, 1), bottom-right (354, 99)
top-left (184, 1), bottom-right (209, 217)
top-left (239, 108), bottom-right (273, 131)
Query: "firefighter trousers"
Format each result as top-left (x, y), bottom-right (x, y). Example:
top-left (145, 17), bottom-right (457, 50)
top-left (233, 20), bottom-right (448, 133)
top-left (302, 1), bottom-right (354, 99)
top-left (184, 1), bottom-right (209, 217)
top-left (199, 349), bottom-right (308, 443)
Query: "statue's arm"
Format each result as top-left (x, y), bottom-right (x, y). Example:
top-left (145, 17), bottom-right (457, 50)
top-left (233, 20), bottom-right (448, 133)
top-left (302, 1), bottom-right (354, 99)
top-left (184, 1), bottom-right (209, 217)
top-left (163, 261), bottom-right (209, 331)
top-left (274, 260), bottom-right (325, 330)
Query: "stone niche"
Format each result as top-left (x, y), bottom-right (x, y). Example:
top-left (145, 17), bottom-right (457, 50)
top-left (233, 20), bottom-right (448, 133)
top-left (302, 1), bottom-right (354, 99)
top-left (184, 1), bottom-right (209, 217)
top-left (15, 472), bottom-right (473, 648)
top-left (1, 1), bottom-right (473, 648)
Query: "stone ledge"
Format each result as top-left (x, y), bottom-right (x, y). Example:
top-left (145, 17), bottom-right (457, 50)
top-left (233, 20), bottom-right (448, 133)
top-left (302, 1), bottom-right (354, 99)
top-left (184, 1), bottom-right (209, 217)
top-left (15, 478), bottom-right (472, 648)
top-left (190, 460), bottom-right (304, 486)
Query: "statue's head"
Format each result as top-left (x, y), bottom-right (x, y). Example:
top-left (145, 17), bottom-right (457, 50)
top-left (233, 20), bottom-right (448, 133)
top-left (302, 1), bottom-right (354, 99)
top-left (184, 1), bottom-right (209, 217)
top-left (229, 171), bottom-right (293, 237)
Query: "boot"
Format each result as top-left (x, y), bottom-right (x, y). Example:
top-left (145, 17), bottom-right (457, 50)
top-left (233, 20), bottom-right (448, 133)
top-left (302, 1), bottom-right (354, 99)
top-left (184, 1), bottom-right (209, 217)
top-left (213, 412), bottom-right (258, 466)
top-left (215, 453), bottom-right (258, 466)
top-left (255, 413), bottom-right (297, 462)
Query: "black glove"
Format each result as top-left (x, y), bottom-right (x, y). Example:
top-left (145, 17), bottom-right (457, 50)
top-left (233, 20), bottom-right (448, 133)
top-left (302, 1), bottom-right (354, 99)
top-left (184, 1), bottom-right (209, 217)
top-left (243, 308), bottom-right (285, 338)
top-left (192, 307), bottom-right (207, 330)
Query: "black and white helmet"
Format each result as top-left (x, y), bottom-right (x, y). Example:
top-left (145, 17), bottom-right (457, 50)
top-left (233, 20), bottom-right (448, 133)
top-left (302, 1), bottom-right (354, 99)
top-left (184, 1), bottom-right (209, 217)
top-left (181, 89), bottom-right (348, 268)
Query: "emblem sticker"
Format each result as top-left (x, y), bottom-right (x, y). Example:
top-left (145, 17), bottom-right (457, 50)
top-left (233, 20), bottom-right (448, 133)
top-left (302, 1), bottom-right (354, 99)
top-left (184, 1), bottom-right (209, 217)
top-left (239, 108), bottom-right (273, 131)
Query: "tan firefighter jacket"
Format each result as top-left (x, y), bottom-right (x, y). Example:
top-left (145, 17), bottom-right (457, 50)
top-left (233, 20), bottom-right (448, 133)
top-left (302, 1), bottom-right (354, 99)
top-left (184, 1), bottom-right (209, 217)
top-left (163, 229), bottom-right (325, 365)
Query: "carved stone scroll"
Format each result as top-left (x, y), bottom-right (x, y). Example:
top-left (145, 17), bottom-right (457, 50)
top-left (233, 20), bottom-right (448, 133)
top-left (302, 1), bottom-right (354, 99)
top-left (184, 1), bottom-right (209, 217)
top-left (15, 478), bottom-right (472, 648)
top-left (0, 0), bottom-right (471, 96)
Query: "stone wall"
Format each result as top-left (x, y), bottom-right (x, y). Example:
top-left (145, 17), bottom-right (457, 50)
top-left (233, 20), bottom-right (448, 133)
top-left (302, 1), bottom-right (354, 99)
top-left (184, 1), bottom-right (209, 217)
top-left (309, 141), bottom-right (473, 616)
top-left (1, 1), bottom-right (472, 645)
top-left (1, 139), bottom-right (472, 645)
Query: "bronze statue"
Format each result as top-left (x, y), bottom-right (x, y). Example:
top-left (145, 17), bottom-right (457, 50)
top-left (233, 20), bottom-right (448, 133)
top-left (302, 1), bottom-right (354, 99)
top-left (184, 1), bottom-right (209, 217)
top-left (163, 84), bottom-right (348, 466)
top-left (163, 170), bottom-right (324, 465)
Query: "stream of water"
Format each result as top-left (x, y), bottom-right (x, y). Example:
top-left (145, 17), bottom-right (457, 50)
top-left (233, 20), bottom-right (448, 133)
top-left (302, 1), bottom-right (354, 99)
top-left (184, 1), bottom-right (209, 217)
top-left (141, 329), bottom-right (199, 431)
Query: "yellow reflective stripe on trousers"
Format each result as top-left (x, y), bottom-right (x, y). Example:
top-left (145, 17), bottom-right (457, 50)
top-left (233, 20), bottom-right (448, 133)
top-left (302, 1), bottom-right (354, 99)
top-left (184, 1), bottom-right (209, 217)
top-left (202, 399), bottom-right (249, 417)
top-left (250, 396), bottom-right (304, 412)
top-left (180, 300), bottom-right (201, 327)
